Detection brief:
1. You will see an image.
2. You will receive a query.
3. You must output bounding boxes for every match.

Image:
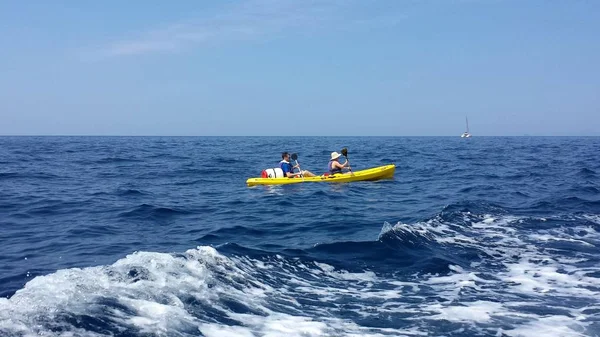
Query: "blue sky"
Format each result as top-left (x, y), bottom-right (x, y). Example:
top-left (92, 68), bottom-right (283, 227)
top-left (0, 0), bottom-right (598, 136)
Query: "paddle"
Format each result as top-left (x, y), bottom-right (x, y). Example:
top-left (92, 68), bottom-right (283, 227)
top-left (291, 153), bottom-right (305, 180)
top-left (341, 148), bottom-right (354, 175)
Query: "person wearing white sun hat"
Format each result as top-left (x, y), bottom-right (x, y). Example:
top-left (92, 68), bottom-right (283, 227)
top-left (327, 151), bottom-right (350, 175)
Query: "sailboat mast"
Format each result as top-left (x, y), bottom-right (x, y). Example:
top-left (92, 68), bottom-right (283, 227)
top-left (466, 117), bottom-right (469, 133)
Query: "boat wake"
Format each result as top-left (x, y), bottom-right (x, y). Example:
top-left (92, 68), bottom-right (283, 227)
top-left (1, 209), bottom-right (599, 336)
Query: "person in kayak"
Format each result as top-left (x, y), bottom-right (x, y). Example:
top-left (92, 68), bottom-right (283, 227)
top-left (280, 152), bottom-right (316, 178)
top-left (328, 151), bottom-right (351, 174)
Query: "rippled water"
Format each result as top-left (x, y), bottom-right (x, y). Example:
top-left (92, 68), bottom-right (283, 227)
top-left (0, 136), bottom-right (599, 336)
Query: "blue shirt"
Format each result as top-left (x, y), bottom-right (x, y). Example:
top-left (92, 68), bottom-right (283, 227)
top-left (280, 160), bottom-right (294, 176)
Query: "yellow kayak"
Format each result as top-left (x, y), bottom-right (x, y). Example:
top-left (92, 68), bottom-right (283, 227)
top-left (246, 164), bottom-right (395, 186)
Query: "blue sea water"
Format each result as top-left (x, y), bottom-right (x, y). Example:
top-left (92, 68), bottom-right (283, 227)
top-left (0, 136), bottom-right (599, 337)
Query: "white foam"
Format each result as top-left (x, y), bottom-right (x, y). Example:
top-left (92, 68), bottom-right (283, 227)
top-left (200, 323), bottom-right (256, 337)
top-left (314, 261), bottom-right (335, 272)
top-left (1, 248), bottom-right (217, 335)
top-left (231, 313), bottom-right (329, 336)
top-left (381, 213), bottom-right (600, 335)
top-left (503, 315), bottom-right (588, 337)
top-left (2, 213), bottom-right (600, 336)
top-left (123, 298), bottom-right (195, 334)
top-left (1, 245), bottom-right (433, 336)
top-left (426, 301), bottom-right (505, 322)
top-left (583, 214), bottom-right (600, 225)
top-left (529, 234), bottom-right (594, 247)
top-left (506, 258), bottom-right (599, 297)
top-left (330, 270), bottom-right (377, 282)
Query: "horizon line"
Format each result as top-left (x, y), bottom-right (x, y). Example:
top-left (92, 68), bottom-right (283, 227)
top-left (1, 135), bottom-right (599, 138)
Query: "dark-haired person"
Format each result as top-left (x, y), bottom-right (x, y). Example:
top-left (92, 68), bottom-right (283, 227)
top-left (280, 152), bottom-right (316, 178)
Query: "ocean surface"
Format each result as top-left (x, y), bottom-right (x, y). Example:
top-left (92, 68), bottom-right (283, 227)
top-left (1, 136), bottom-right (599, 337)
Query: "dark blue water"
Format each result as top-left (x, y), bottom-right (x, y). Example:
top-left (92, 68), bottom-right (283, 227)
top-left (1, 136), bottom-right (599, 336)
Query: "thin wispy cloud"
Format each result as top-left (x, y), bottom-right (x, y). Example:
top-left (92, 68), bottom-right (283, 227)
top-left (97, 0), bottom-right (406, 57)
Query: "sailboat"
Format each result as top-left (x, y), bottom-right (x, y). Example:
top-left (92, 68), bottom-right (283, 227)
top-left (461, 117), bottom-right (472, 138)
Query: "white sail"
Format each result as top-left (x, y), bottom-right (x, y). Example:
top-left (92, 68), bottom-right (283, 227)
top-left (461, 116), bottom-right (471, 137)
